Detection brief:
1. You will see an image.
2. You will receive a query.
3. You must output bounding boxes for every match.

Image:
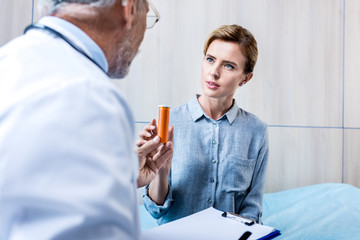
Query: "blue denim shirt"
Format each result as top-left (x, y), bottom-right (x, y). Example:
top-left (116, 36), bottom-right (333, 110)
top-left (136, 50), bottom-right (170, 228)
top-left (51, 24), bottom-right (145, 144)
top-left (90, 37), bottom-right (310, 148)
top-left (143, 95), bottom-right (269, 225)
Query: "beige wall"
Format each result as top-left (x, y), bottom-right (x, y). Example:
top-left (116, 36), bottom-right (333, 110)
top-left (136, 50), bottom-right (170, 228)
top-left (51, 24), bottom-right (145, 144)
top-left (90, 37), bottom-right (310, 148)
top-left (1, 0), bottom-right (359, 193)
top-left (0, 0), bottom-right (33, 46)
top-left (344, 0), bottom-right (360, 189)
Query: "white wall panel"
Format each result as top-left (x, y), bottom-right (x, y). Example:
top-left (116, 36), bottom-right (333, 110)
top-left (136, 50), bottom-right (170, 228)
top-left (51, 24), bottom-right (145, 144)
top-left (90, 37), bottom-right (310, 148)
top-left (265, 127), bottom-right (343, 193)
top-left (344, 130), bottom-right (360, 188)
top-left (344, 0), bottom-right (360, 188)
top-left (235, 0), bottom-right (344, 127)
top-left (33, 0), bottom-right (41, 22)
top-left (345, 0), bottom-right (360, 128)
top-left (0, 0), bottom-right (33, 47)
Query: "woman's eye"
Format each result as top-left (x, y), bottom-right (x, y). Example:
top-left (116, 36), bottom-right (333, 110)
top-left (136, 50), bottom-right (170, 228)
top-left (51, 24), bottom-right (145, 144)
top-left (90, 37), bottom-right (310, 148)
top-left (225, 64), bottom-right (234, 70)
top-left (206, 57), bottom-right (214, 63)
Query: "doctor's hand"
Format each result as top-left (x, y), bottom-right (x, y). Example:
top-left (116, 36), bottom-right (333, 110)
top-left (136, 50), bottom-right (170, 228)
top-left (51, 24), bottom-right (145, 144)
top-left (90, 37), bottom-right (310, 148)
top-left (136, 119), bottom-right (174, 188)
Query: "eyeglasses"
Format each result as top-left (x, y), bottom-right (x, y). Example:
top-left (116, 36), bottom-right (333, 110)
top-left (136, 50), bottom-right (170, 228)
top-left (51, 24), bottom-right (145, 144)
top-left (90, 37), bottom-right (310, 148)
top-left (146, 0), bottom-right (160, 29)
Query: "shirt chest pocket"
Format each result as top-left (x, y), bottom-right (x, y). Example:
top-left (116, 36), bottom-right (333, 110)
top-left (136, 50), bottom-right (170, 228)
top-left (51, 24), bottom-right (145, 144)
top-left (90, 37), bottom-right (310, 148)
top-left (220, 156), bottom-right (256, 194)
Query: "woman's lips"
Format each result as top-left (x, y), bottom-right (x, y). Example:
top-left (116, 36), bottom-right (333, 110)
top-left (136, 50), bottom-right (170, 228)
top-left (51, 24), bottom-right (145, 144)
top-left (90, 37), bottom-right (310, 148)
top-left (206, 81), bottom-right (220, 89)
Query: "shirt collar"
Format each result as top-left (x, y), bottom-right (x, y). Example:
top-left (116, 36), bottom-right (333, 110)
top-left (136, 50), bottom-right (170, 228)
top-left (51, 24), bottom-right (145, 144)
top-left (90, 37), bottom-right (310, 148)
top-left (38, 16), bottom-right (108, 73)
top-left (188, 95), bottom-right (205, 122)
top-left (225, 99), bottom-right (239, 124)
top-left (188, 94), bottom-right (239, 124)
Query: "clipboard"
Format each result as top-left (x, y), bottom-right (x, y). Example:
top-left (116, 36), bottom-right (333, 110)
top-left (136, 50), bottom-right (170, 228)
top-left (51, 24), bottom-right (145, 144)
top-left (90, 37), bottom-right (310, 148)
top-left (142, 207), bottom-right (281, 240)
top-left (221, 211), bottom-right (280, 240)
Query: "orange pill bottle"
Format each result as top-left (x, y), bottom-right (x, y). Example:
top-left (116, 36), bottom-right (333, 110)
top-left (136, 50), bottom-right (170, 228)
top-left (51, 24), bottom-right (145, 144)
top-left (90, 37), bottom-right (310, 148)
top-left (157, 105), bottom-right (170, 143)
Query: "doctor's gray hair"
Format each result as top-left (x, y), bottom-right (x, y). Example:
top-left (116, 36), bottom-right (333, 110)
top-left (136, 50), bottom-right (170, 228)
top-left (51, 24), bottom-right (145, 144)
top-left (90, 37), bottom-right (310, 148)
top-left (37, 0), bottom-right (116, 16)
top-left (37, 0), bottom-right (147, 16)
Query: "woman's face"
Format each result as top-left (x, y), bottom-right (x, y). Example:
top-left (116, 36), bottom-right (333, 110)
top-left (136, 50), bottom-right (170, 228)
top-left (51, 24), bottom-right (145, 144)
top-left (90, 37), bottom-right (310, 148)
top-left (201, 39), bottom-right (248, 101)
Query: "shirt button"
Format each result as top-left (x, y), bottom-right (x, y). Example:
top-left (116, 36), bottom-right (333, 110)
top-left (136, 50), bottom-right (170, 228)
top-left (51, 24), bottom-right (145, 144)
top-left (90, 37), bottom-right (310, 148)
top-left (212, 140), bottom-right (217, 144)
top-left (208, 199), bottom-right (212, 204)
top-left (210, 178), bottom-right (215, 183)
top-left (211, 160), bottom-right (216, 164)
top-left (213, 124), bottom-right (218, 127)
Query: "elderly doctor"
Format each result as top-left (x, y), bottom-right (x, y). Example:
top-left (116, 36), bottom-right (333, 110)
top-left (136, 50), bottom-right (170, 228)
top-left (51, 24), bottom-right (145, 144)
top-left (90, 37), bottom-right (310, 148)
top-left (0, 0), bottom-right (173, 239)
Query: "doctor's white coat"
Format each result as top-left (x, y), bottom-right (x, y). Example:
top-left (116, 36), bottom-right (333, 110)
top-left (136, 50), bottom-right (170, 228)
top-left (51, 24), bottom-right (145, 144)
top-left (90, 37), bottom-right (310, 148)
top-left (0, 22), bottom-right (140, 240)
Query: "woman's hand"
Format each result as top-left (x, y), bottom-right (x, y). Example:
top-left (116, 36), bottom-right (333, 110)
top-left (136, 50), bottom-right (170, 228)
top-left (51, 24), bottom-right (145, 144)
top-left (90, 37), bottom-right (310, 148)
top-left (136, 119), bottom-right (174, 188)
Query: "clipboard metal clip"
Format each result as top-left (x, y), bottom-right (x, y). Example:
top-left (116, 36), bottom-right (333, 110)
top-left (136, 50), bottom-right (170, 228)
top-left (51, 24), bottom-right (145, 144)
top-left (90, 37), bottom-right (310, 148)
top-left (221, 211), bottom-right (255, 226)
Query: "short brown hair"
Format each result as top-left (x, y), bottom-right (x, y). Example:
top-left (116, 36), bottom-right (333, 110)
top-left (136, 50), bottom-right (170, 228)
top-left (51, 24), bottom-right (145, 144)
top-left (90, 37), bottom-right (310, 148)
top-left (203, 25), bottom-right (258, 74)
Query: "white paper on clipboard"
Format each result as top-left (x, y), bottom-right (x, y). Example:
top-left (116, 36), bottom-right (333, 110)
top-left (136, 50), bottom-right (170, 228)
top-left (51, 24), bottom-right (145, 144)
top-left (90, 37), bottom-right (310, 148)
top-left (142, 207), bottom-right (280, 240)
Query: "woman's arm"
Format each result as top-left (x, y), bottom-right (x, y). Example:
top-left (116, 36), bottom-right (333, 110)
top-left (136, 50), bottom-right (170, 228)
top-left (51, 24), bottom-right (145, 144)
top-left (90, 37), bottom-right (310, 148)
top-left (148, 162), bottom-right (171, 205)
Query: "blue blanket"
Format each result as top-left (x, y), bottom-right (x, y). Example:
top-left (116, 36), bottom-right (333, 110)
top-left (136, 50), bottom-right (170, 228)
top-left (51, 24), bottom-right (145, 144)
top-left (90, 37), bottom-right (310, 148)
top-left (140, 183), bottom-right (360, 239)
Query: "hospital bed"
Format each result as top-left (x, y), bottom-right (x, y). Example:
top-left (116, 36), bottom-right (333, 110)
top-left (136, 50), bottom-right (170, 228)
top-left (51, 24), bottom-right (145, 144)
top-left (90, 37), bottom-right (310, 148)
top-left (139, 183), bottom-right (360, 239)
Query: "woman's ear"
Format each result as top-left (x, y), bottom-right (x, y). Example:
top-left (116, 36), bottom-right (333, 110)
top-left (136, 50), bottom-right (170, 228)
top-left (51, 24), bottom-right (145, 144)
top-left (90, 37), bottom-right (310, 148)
top-left (239, 72), bottom-right (253, 86)
top-left (122, 0), bottom-right (135, 30)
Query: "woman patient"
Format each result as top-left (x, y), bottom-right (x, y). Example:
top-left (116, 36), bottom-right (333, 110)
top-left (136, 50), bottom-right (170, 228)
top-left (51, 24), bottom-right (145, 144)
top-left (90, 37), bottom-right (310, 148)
top-left (138, 24), bottom-right (269, 225)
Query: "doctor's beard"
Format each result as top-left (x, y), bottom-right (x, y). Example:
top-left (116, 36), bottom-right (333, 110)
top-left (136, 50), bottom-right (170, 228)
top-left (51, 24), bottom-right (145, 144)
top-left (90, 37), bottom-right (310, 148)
top-left (108, 37), bottom-right (135, 79)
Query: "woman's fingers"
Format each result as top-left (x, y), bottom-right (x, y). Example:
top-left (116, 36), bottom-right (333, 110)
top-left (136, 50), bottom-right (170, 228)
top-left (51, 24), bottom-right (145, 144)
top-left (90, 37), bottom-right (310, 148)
top-left (138, 119), bottom-right (158, 140)
top-left (153, 142), bottom-right (173, 169)
top-left (168, 126), bottom-right (174, 141)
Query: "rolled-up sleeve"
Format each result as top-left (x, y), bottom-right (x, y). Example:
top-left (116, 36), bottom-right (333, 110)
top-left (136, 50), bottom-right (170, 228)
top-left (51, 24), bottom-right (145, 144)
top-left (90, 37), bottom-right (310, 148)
top-left (142, 184), bottom-right (173, 219)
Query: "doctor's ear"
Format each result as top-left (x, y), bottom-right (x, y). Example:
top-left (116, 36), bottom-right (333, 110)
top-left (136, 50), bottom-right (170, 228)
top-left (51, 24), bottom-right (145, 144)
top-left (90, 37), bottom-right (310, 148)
top-left (121, 0), bottom-right (135, 30)
top-left (239, 73), bottom-right (253, 87)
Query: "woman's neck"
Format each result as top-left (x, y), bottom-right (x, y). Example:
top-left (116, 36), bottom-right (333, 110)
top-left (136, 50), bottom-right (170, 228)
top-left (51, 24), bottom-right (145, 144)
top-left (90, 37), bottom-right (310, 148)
top-left (198, 95), bottom-right (234, 120)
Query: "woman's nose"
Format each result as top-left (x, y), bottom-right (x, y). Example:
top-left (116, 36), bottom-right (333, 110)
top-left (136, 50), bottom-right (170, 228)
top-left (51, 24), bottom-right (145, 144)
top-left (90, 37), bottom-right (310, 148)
top-left (210, 65), bottom-right (220, 79)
